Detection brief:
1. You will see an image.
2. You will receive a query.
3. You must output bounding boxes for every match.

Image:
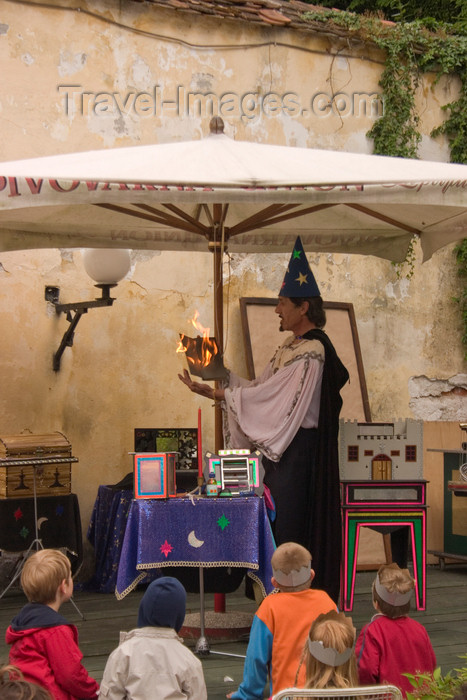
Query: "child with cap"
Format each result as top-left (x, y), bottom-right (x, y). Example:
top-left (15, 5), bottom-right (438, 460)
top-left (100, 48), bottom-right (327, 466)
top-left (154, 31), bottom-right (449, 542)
top-left (5, 548), bottom-right (99, 700)
top-left (99, 576), bottom-right (207, 700)
top-left (296, 610), bottom-right (358, 690)
top-left (356, 563), bottom-right (436, 696)
top-left (227, 542), bottom-right (336, 699)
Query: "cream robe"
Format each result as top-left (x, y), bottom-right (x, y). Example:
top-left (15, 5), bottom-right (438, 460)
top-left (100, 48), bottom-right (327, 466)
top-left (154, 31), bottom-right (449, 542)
top-left (223, 336), bottom-right (324, 461)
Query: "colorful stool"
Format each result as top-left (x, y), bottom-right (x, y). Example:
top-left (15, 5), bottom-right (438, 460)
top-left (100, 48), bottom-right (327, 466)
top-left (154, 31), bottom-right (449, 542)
top-left (341, 480), bottom-right (427, 611)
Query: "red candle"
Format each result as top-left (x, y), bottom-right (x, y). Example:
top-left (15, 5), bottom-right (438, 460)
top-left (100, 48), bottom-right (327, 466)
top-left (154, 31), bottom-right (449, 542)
top-left (197, 407), bottom-right (203, 478)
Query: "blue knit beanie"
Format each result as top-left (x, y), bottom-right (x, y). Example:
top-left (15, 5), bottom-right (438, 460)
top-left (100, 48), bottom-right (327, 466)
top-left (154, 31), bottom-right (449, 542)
top-left (137, 576), bottom-right (186, 632)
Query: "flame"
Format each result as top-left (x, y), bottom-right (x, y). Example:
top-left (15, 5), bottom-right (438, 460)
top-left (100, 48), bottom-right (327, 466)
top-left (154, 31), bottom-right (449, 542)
top-left (176, 333), bottom-right (187, 353)
top-left (191, 310), bottom-right (215, 367)
top-left (176, 311), bottom-right (217, 369)
top-left (190, 310), bottom-right (208, 337)
top-left (201, 341), bottom-right (214, 367)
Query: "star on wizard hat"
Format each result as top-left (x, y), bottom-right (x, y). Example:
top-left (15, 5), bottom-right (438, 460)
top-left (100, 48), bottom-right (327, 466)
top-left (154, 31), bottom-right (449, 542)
top-left (279, 236), bottom-right (320, 298)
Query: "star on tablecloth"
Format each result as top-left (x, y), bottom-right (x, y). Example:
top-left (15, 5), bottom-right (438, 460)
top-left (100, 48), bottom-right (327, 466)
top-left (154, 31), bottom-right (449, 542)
top-left (20, 526), bottom-right (29, 539)
top-left (160, 539), bottom-right (173, 558)
top-left (217, 514), bottom-right (230, 531)
top-left (14, 508), bottom-right (23, 521)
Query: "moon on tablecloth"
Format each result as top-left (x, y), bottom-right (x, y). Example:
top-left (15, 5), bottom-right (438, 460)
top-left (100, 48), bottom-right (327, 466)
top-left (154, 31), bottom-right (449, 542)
top-left (188, 530), bottom-right (204, 548)
top-left (37, 517), bottom-right (48, 530)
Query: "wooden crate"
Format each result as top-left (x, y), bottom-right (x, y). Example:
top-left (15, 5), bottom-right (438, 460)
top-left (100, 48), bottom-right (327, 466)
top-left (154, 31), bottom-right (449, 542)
top-left (0, 432), bottom-right (73, 498)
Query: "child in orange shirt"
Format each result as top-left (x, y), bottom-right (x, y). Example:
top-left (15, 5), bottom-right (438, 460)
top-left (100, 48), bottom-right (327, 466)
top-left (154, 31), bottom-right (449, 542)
top-left (228, 542), bottom-right (336, 699)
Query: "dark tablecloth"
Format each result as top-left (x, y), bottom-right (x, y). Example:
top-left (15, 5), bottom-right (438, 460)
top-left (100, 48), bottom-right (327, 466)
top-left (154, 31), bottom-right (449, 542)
top-left (0, 493), bottom-right (82, 573)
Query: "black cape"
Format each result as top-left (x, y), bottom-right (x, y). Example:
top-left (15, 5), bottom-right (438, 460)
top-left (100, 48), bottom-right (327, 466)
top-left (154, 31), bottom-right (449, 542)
top-left (304, 328), bottom-right (349, 602)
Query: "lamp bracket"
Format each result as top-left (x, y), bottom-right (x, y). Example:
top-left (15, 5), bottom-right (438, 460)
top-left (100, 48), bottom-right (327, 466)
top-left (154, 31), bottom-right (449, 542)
top-left (45, 284), bottom-right (117, 371)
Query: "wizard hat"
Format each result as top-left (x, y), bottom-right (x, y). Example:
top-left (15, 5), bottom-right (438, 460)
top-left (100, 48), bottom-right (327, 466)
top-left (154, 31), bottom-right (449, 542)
top-left (279, 236), bottom-right (320, 298)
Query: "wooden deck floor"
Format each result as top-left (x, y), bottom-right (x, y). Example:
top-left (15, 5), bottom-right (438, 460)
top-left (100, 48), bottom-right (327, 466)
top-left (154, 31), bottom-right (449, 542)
top-left (1, 564), bottom-right (466, 699)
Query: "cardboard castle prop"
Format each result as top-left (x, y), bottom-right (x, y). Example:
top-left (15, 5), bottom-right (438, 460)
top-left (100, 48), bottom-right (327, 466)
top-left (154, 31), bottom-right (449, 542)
top-left (339, 418), bottom-right (424, 480)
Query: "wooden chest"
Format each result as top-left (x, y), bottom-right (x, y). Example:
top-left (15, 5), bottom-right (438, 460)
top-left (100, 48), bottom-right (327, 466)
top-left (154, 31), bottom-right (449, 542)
top-left (0, 432), bottom-right (77, 499)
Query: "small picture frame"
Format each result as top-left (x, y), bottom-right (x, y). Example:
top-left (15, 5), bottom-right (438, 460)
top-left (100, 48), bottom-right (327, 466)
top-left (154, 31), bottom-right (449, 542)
top-left (133, 452), bottom-right (177, 499)
top-left (134, 428), bottom-right (197, 470)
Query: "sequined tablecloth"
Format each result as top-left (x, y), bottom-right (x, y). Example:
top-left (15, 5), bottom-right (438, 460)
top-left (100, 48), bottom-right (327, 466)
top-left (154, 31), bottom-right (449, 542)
top-left (86, 485), bottom-right (133, 593)
top-left (115, 495), bottom-right (276, 600)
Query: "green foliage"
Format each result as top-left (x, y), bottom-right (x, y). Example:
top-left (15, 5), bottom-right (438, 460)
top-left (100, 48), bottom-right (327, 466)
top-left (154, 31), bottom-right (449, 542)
top-left (432, 81), bottom-right (467, 165)
top-left (302, 10), bottom-right (467, 161)
top-left (301, 0), bottom-right (467, 29)
top-left (405, 655), bottom-right (467, 699)
top-left (366, 22), bottom-right (422, 158)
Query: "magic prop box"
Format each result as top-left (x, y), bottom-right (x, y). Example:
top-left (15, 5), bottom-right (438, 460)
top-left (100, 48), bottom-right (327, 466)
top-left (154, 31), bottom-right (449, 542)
top-left (204, 449), bottom-right (262, 495)
top-left (133, 452), bottom-right (178, 499)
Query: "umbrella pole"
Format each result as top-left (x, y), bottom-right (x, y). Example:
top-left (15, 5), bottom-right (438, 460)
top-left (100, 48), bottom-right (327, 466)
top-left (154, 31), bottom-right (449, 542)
top-left (212, 239), bottom-right (224, 455)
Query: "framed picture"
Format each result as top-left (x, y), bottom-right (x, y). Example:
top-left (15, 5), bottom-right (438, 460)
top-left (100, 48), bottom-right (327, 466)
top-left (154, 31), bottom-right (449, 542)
top-left (134, 428), bottom-right (197, 470)
top-left (239, 297), bottom-right (371, 421)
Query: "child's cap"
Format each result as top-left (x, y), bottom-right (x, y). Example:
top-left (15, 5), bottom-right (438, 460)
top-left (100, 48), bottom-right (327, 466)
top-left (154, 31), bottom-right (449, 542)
top-left (272, 541), bottom-right (312, 588)
top-left (307, 610), bottom-right (355, 667)
top-left (273, 564), bottom-right (311, 587)
top-left (307, 639), bottom-right (354, 667)
top-left (137, 576), bottom-right (186, 632)
top-left (374, 572), bottom-right (413, 606)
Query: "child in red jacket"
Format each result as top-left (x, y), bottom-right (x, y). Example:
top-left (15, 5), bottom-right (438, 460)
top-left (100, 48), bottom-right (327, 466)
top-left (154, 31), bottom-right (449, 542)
top-left (5, 548), bottom-right (99, 700)
top-left (356, 563), bottom-right (436, 696)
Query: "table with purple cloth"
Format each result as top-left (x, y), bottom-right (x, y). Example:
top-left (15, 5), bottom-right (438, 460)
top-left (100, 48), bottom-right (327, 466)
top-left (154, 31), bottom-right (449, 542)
top-left (115, 495), bottom-right (276, 600)
top-left (86, 485), bottom-right (133, 593)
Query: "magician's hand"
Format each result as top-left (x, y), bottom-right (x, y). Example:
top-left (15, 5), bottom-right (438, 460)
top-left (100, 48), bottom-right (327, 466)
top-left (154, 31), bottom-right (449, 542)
top-left (178, 369), bottom-right (213, 399)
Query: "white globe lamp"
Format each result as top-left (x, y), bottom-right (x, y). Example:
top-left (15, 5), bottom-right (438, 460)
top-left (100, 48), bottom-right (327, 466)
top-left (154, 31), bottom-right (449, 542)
top-left (82, 248), bottom-right (131, 285)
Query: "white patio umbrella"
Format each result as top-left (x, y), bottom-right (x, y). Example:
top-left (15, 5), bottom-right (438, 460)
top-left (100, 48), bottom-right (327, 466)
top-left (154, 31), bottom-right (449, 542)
top-left (0, 118), bottom-right (466, 262)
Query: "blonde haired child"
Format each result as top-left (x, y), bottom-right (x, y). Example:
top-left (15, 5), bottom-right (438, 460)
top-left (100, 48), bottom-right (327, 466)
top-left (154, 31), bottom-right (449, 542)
top-left (6, 549), bottom-right (99, 700)
top-left (356, 563), bottom-right (436, 696)
top-left (20, 548), bottom-right (70, 604)
top-left (297, 610), bottom-right (358, 689)
top-left (228, 542), bottom-right (336, 699)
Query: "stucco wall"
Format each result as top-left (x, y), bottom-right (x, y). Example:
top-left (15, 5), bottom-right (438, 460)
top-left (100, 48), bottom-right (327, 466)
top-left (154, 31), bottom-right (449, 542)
top-left (0, 0), bottom-right (465, 535)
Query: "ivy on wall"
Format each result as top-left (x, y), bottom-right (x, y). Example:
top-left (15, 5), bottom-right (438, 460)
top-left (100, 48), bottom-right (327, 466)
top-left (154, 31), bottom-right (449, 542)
top-left (303, 8), bottom-right (467, 356)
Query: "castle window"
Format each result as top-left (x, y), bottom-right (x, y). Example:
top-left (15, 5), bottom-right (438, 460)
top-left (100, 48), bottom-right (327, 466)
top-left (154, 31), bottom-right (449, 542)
top-left (405, 445), bottom-right (417, 461)
top-left (348, 445), bottom-right (359, 461)
top-left (391, 450), bottom-right (400, 456)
